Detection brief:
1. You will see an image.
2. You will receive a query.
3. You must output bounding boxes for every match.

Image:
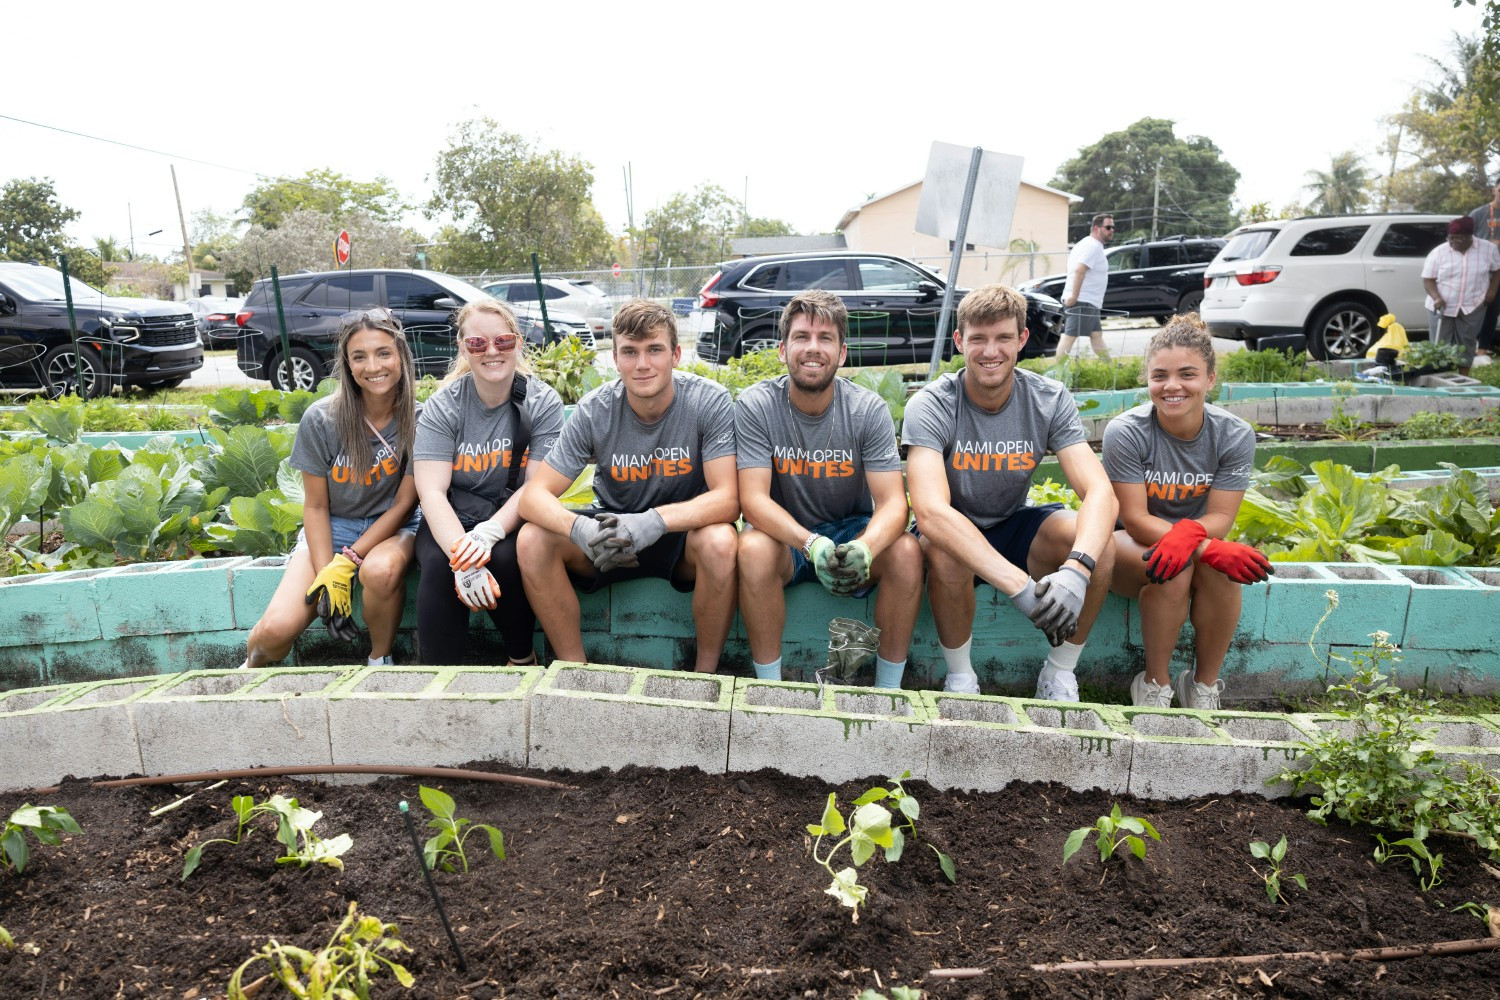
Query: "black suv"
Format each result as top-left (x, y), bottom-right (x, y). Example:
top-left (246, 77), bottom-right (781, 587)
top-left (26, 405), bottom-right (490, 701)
top-left (1016, 235), bottom-right (1225, 323)
top-left (695, 251), bottom-right (1064, 365)
top-left (234, 269), bottom-right (517, 390)
top-left (0, 262), bottom-right (203, 396)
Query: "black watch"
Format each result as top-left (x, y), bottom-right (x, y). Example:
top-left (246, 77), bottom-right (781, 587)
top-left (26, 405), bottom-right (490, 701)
top-left (1068, 550), bottom-right (1096, 573)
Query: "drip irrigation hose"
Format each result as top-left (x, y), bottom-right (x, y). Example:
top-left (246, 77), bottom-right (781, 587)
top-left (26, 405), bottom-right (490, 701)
top-left (27, 764), bottom-right (576, 796)
top-left (399, 800), bottom-right (467, 972)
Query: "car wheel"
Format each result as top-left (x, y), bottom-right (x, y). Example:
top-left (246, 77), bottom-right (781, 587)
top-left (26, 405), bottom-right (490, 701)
top-left (737, 326), bottom-right (779, 357)
top-left (1177, 290), bottom-right (1203, 316)
top-left (1154, 315), bottom-right (1170, 326)
top-left (1307, 301), bottom-right (1377, 361)
top-left (269, 346), bottom-right (323, 392)
top-left (42, 344), bottom-right (113, 399)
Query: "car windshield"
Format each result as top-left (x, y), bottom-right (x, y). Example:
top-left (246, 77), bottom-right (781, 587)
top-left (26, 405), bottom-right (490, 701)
top-left (1219, 229), bottom-right (1278, 262)
top-left (0, 267), bottom-right (104, 301)
top-left (424, 271), bottom-right (496, 303)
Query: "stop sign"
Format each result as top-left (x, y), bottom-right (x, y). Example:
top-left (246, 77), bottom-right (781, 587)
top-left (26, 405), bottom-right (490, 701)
top-left (612, 262), bottom-right (622, 277)
top-left (334, 230), bottom-right (351, 267)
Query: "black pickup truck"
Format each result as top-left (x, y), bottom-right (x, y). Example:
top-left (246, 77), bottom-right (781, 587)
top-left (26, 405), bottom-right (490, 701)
top-left (1016, 235), bottom-right (1225, 323)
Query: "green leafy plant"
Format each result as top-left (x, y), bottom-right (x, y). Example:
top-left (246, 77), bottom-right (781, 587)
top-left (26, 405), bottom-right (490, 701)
top-left (678, 347), bottom-right (784, 398)
top-left (202, 489), bottom-right (304, 557)
top-left (1374, 833), bottom-right (1444, 890)
top-left (60, 458), bottom-right (224, 562)
top-left (1249, 835), bottom-right (1306, 903)
top-left (1324, 382), bottom-right (1375, 441)
top-left (22, 395), bottom-right (83, 443)
top-left (228, 901), bottom-right (413, 1000)
top-left (413, 375), bottom-right (442, 403)
top-left (0, 924), bottom-right (12, 950)
top-left (418, 785), bottom-right (505, 874)
top-left (1390, 410), bottom-right (1475, 440)
top-left (2, 804), bottom-right (82, 873)
top-left (850, 369), bottom-right (908, 432)
top-left (858, 988), bottom-right (923, 1000)
top-left (206, 386), bottom-right (284, 428)
top-left (806, 791), bottom-right (895, 922)
top-left (183, 794), bottom-right (352, 881)
top-left (849, 771), bottom-right (955, 882)
top-left (1062, 803), bottom-right (1161, 864)
top-left (1020, 355), bottom-right (1143, 391)
top-left (1217, 348), bottom-right (1318, 384)
top-left (527, 334), bottom-right (606, 404)
top-left (1402, 339), bottom-right (1465, 373)
top-left (276, 388), bottom-right (320, 425)
top-left (1027, 477), bottom-right (1081, 510)
top-left (198, 425), bottom-right (295, 500)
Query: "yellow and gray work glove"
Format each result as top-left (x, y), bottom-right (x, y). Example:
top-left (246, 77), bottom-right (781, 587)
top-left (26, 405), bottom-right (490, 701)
top-left (449, 519), bottom-right (506, 570)
top-left (806, 535), bottom-right (840, 591)
top-left (1032, 567), bottom-right (1089, 647)
top-left (828, 540), bottom-right (873, 596)
top-left (453, 565), bottom-right (500, 611)
top-left (305, 553), bottom-right (357, 620)
top-left (571, 513), bottom-right (639, 573)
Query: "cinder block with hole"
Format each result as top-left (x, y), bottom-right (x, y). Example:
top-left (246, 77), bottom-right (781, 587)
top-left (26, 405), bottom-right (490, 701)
top-left (921, 693), bottom-right (1131, 794)
top-left (529, 662), bottom-right (734, 774)
top-left (0, 569), bottom-right (106, 647)
top-left (0, 676), bottom-right (173, 791)
top-left (728, 680), bottom-right (930, 784)
top-left (96, 558), bottom-right (249, 638)
top-left (1115, 708), bottom-right (1314, 799)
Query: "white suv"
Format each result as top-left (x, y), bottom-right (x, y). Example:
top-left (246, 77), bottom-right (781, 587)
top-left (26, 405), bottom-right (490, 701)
top-left (1201, 214), bottom-right (1451, 359)
top-left (482, 277), bottom-right (612, 336)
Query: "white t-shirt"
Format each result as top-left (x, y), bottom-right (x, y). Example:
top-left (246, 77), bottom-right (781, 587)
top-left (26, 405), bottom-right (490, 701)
top-left (1063, 235), bottom-right (1109, 306)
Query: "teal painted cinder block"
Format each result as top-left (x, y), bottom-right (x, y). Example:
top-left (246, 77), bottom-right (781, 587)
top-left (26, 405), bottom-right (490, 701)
top-left (45, 634), bottom-right (173, 684)
top-left (1373, 440), bottom-right (1500, 472)
top-left (0, 644), bottom-right (47, 692)
top-left (0, 569), bottom-right (106, 648)
top-left (164, 630), bottom-right (252, 672)
top-left (610, 578), bottom-right (692, 638)
top-left (581, 634), bottom-right (687, 671)
top-left (230, 557), bottom-right (290, 630)
top-left (1262, 564), bottom-right (1343, 644)
top-left (783, 582), bottom-right (873, 635)
top-left (1390, 567), bottom-right (1485, 651)
top-left (96, 558), bottom-right (248, 638)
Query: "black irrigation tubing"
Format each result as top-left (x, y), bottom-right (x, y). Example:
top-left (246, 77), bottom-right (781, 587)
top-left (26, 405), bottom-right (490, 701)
top-left (27, 764), bottom-right (577, 796)
top-left (399, 800), bottom-right (468, 972)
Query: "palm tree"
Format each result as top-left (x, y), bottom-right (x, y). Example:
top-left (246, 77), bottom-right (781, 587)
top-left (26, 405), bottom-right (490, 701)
top-left (1305, 152), bottom-right (1370, 215)
top-left (93, 236), bottom-right (123, 262)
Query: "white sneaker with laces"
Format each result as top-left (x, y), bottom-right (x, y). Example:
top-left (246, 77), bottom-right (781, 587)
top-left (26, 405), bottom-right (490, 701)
top-left (368, 655), bottom-right (394, 667)
top-left (1034, 664), bottom-right (1080, 702)
top-left (1130, 671), bottom-right (1173, 708)
top-left (943, 672), bottom-right (981, 694)
top-left (1174, 670), bottom-right (1225, 710)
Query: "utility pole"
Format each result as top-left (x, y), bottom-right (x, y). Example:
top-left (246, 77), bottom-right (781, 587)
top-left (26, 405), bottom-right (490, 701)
top-left (170, 165), bottom-right (195, 298)
top-left (1151, 158), bottom-right (1162, 240)
top-left (128, 203), bottom-right (135, 260)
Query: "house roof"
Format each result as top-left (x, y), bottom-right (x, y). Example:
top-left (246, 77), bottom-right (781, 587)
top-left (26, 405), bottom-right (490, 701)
top-left (835, 178), bottom-right (1082, 231)
top-left (729, 234), bottom-right (847, 257)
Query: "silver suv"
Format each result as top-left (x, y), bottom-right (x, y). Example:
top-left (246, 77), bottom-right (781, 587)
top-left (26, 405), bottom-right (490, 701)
top-left (1200, 214), bottom-right (1451, 359)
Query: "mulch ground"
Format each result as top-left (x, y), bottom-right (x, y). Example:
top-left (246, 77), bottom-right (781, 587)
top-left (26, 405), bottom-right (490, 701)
top-left (2, 764), bottom-right (1497, 999)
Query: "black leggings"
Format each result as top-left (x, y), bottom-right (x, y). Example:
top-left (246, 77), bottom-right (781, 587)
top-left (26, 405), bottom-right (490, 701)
top-left (414, 520), bottom-right (536, 663)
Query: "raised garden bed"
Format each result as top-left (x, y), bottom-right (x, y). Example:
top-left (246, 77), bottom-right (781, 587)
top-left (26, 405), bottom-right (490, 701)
top-left (1, 766), bottom-right (1495, 999)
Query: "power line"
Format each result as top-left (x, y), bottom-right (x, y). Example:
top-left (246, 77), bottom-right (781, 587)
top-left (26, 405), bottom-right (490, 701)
top-left (0, 112), bottom-right (264, 178)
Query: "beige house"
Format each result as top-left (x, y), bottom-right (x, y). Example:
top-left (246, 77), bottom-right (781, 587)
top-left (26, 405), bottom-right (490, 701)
top-left (836, 179), bottom-right (1080, 289)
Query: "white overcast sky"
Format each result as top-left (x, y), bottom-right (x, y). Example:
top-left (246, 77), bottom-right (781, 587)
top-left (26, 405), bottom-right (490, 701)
top-left (2, 0), bottom-right (1485, 261)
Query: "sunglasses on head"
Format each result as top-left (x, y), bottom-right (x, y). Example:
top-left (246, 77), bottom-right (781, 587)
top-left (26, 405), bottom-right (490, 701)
top-left (339, 307), bottom-right (400, 331)
top-left (463, 334), bottom-right (519, 354)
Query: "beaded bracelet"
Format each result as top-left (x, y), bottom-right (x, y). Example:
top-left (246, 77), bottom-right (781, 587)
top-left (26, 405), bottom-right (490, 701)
top-left (341, 546), bottom-right (364, 567)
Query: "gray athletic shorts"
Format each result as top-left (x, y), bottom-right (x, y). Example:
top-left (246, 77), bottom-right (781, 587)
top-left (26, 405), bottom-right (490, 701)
top-left (1064, 302), bottom-right (1102, 338)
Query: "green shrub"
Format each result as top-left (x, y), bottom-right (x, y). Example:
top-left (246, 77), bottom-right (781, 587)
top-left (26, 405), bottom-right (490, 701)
top-left (1470, 362), bottom-right (1500, 388)
top-left (1217, 348), bottom-right (1318, 384)
top-left (1391, 410), bottom-right (1474, 440)
top-left (1019, 355), bottom-right (1143, 391)
top-left (678, 348), bottom-right (784, 398)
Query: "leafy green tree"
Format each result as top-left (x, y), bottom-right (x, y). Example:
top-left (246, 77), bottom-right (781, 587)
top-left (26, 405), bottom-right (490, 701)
top-left (1304, 152), bottom-right (1371, 214)
top-left (188, 209), bottom-right (242, 273)
top-left (631, 183), bottom-right (794, 266)
top-left (425, 117), bottom-right (614, 273)
top-left (1049, 118), bottom-right (1240, 241)
top-left (0, 177), bottom-right (81, 263)
top-left (218, 209), bottom-right (417, 286)
top-left (241, 168), bottom-right (407, 229)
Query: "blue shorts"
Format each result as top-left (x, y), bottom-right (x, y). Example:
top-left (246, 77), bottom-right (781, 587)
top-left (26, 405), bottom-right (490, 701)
top-left (295, 511), bottom-right (421, 554)
top-left (915, 503), bottom-right (1063, 583)
top-left (789, 514), bottom-right (877, 598)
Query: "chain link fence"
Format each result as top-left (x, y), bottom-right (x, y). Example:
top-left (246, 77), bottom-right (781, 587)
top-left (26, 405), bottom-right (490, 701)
top-left (455, 264), bottom-right (720, 304)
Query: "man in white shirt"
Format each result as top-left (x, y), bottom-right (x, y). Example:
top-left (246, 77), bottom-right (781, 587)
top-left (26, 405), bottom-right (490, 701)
top-left (1422, 215), bottom-right (1500, 375)
top-left (1055, 214), bottom-right (1115, 362)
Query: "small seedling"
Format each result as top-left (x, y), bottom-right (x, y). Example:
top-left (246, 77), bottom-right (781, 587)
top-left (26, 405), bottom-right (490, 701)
top-left (227, 901), bottom-right (413, 1000)
top-left (183, 794), bottom-right (351, 881)
top-left (1062, 803), bottom-right (1160, 865)
top-left (1374, 833), bottom-right (1444, 891)
top-left (858, 988), bottom-right (923, 1000)
top-left (807, 792), bottom-right (894, 922)
top-left (0, 925), bottom-right (12, 950)
top-left (418, 785), bottom-right (505, 874)
top-left (850, 772), bottom-right (956, 883)
top-left (2, 804), bottom-right (82, 874)
top-left (1249, 835), bottom-right (1307, 904)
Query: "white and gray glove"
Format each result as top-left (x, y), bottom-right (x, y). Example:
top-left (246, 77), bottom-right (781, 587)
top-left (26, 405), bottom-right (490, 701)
top-left (608, 509), bottom-right (668, 555)
top-left (570, 513), bottom-right (639, 573)
top-left (448, 519), bottom-right (506, 570)
top-left (1008, 579), bottom-right (1047, 627)
top-left (1033, 567), bottom-right (1089, 647)
top-left (453, 565), bottom-right (500, 611)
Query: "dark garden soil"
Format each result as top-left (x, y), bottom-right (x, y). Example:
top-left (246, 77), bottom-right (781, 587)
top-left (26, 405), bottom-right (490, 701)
top-left (2, 764), bottom-right (1498, 1000)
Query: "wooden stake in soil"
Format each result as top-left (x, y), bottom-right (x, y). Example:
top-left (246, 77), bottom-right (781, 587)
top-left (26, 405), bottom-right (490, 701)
top-left (1025, 936), bottom-right (1500, 973)
top-left (399, 800), bottom-right (468, 973)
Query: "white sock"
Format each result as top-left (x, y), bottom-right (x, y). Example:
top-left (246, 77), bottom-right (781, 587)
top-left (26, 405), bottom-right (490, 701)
top-left (1045, 640), bottom-right (1085, 673)
top-left (753, 657), bottom-right (782, 681)
top-left (940, 637), bottom-right (975, 678)
top-left (368, 655), bottom-right (392, 666)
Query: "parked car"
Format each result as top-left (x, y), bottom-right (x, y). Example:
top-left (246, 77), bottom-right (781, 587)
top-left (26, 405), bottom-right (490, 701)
top-left (234, 269), bottom-right (506, 390)
top-left (185, 296), bottom-right (245, 348)
top-left (1200, 214), bottom-right (1451, 359)
top-left (483, 277), bottom-right (612, 336)
top-left (1015, 235), bottom-right (1225, 323)
top-left (510, 303), bottom-right (597, 349)
top-left (0, 262), bottom-right (203, 396)
top-left (694, 251), bottom-right (1064, 365)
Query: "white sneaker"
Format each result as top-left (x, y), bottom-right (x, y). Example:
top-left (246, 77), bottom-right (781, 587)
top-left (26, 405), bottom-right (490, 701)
top-left (943, 672), bottom-right (981, 694)
top-left (368, 655), bottom-right (394, 667)
top-left (1130, 671), bottom-right (1173, 708)
top-left (1034, 665), bottom-right (1080, 702)
top-left (1174, 670), bottom-right (1225, 710)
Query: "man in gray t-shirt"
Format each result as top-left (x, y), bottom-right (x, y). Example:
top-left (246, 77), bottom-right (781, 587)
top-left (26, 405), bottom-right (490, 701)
top-left (904, 284), bottom-right (1118, 701)
top-left (517, 299), bottom-right (739, 673)
top-left (735, 290), bottom-right (923, 689)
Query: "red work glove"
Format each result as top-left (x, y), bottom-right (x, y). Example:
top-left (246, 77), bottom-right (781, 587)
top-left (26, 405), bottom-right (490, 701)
top-left (1200, 538), bottom-right (1274, 584)
top-left (1142, 518), bottom-right (1207, 583)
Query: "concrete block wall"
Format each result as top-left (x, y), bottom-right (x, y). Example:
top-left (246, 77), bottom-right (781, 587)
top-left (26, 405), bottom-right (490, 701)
top-left (7, 665), bottom-right (1500, 803)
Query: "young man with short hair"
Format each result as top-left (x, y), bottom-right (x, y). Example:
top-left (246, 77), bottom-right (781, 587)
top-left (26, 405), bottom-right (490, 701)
top-left (735, 290), bottom-right (923, 688)
top-left (517, 299), bottom-right (738, 672)
top-left (905, 283), bottom-right (1117, 700)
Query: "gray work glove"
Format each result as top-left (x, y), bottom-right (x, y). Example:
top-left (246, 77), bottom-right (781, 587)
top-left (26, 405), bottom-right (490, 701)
top-left (570, 513), bottom-right (639, 573)
top-left (608, 509), bottom-right (668, 555)
top-left (1032, 567), bottom-right (1090, 647)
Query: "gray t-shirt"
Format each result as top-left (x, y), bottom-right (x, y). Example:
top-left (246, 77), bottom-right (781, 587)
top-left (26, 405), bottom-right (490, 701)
top-left (289, 396), bottom-right (413, 520)
top-left (736, 375), bottom-right (901, 527)
top-left (546, 371), bottom-right (736, 512)
top-left (1101, 402), bottom-right (1255, 522)
top-left (1471, 203), bottom-right (1500, 245)
top-left (902, 368), bottom-right (1087, 529)
top-left (412, 374), bottom-right (564, 496)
